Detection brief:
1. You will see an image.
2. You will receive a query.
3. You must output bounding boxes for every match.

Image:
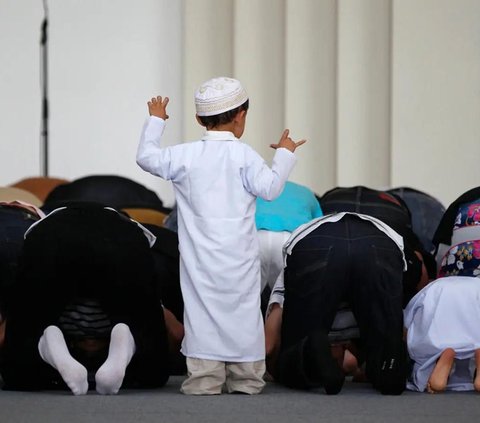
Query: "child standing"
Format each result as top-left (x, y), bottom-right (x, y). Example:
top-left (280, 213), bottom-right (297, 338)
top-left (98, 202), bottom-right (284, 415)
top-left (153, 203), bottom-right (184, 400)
top-left (137, 77), bottom-right (305, 395)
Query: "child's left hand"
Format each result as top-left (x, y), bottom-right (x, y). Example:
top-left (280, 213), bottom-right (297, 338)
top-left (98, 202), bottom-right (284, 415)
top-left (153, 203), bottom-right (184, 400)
top-left (148, 96), bottom-right (170, 120)
top-left (270, 129), bottom-right (306, 152)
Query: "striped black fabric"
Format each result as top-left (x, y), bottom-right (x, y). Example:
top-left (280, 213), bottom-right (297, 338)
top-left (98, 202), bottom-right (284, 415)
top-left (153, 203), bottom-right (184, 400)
top-left (58, 298), bottom-right (112, 339)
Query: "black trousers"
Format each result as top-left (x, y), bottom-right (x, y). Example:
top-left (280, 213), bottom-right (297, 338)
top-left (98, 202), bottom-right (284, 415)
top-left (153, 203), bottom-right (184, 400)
top-left (276, 214), bottom-right (406, 393)
top-left (146, 224), bottom-right (183, 322)
top-left (1, 204), bottom-right (170, 391)
top-left (0, 205), bottom-right (39, 317)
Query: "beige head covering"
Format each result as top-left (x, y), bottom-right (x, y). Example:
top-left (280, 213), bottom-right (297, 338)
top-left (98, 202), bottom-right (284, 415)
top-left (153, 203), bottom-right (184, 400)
top-left (195, 77), bottom-right (248, 117)
top-left (0, 187), bottom-right (42, 207)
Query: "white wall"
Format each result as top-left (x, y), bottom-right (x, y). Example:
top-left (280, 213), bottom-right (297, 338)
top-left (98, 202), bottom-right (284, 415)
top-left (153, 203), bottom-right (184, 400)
top-left (337, 0), bottom-right (392, 189)
top-left (1, 0), bottom-right (480, 208)
top-left (0, 0), bottom-right (183, 206)
top-left (391, 0), bottom-right (480, 205)
top-left (0, 1), bottom-right (44, 179)
top-left (285, 0), bottom-right (337, 192)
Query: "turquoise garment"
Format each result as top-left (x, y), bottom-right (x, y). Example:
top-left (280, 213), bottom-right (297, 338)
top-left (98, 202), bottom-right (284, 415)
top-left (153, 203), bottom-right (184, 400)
top-left (255, 181), bottom-right (323, 232)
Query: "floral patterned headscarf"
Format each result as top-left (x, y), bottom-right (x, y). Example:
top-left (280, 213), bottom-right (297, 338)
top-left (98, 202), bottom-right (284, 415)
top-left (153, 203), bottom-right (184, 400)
top-left (439, 240), bottom-right (480, 278)
top-left (439, 201), bottom-right (480, 278)
top-left (453, 201), bottom-right (480, 230)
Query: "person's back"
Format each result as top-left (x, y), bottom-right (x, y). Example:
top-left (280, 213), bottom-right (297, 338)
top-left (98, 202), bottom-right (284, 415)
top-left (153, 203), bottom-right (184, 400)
top-left (256, 181), bottom-right (323, 296)
top-left (137, 77), bottom-right (305, 395)
top-left (0, 204), bottom-right (170, 394)
top-left (43, 175), bottom-right (170, 213)
top-left (321, 186), bottom-right (433, 304)
top-left (388, 187), bottom-right (445, 254)
top-left (256, 181), bottom-right (323, 233)
top-left (162, 137), bottom-right (285, 228)
top-left (264, 211), bottom-right (408, 395)
top-left (321, 186), bottom-right (412, 236)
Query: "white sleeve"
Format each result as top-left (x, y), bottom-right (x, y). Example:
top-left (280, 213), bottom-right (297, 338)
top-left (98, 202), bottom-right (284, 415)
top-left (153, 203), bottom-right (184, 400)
top-left (136, 116), bottom-right (175, 180)
top-left (242, 147), bottom-right (296, 201)
top-left (266, 271), bottom-right (286, 317)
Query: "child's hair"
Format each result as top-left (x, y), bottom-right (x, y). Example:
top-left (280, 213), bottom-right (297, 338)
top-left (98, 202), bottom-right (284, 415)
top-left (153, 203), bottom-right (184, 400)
top-left (197, 100), bottom-right (249, 129)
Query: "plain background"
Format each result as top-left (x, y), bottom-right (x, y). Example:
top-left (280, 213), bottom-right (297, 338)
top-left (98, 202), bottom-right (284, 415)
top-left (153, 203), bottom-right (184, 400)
top-left (1, 0), bottom-right (479, 207)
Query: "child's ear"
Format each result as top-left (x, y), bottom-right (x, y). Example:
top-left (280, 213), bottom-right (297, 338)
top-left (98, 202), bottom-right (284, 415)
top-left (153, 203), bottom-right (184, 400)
top-left (235, 109), bottom-right (247, 121)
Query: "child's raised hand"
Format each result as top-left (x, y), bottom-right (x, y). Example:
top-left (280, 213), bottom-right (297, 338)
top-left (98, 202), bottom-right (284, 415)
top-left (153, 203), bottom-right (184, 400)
top-left (270, 129), bottom-right (306, 152)
top-left (148, 96), bottom-right (170, 120)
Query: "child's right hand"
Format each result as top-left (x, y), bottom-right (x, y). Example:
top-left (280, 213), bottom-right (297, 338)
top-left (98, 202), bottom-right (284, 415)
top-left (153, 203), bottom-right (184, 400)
top-left (270, 129), bottom-right (306, 153)
top-left (148, 96), bottom-right (170, 120)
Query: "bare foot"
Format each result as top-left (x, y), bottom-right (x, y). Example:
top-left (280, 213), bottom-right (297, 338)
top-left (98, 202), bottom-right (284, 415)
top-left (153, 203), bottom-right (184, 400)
top-left (427, 348), bottom-right (455, 393)
top-left (342, 349), bottom-right (359, 375)
top-left (474, 349), bottom-right (480, 392)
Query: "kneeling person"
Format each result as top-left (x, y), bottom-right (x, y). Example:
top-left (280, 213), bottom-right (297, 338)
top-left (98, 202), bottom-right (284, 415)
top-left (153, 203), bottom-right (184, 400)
top-left (265, 213), bottom-right (408, 395)
top-left (0, 204), bottom-right (170, 395)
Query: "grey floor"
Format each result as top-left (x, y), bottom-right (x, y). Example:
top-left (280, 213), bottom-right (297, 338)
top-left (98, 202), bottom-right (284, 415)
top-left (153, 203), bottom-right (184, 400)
top-left (2, 376), bottom-right (480, 423)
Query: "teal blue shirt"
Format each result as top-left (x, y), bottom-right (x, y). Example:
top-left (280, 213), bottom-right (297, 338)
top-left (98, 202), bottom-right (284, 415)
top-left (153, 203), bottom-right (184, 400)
top-left (255, 181), bottom-right (323, 232)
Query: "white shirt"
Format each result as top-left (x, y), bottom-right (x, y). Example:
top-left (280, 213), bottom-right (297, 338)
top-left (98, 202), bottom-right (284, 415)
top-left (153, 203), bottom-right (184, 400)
top-left (137, 116), bottom-right (296, 361)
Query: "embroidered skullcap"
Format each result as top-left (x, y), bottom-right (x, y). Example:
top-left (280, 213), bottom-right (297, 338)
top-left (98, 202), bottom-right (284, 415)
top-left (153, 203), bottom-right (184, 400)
top-left (195, 77), bottom-right (248, 117)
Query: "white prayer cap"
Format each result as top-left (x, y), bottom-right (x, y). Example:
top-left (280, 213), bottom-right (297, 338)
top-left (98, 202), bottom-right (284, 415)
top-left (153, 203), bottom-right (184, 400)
top-left (195, 77), bottom-right (248, 117)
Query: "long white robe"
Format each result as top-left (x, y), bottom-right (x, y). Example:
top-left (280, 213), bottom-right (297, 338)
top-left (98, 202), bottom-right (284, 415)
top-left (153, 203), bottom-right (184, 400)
top-left (404, 276), bottom-right (480, 391)
top-left (137, 116), bottom-right (296, 361)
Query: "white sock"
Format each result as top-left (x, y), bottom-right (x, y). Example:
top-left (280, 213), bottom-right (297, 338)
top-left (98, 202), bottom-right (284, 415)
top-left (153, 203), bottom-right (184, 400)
top-left (38, 326), bottom-right (88, 395)
top-left (95, 323), bottom-right (136, 395)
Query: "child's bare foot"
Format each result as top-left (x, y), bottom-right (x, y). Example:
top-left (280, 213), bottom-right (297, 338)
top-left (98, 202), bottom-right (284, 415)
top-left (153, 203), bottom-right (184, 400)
top-left (342, 349), bottom-right (359, 375)
top-left (427, 348), bottom-right (455, 393)
top-left (474, 349), bottom-right (480, 391)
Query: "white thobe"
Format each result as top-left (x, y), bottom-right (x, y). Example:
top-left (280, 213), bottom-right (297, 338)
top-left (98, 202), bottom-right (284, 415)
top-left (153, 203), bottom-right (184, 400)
top-left (404, 276), bottom-right (480, 391)
top-left (137, 116), bottom-right (296, 361)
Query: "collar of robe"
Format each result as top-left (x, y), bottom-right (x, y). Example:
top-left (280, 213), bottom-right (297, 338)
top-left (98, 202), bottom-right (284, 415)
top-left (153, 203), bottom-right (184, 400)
top-left (201, 130), bottom-right (238, 142)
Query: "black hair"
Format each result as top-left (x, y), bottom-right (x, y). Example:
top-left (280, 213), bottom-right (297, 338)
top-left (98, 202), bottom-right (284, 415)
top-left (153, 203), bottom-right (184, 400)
top-left (197, 100), bottom-right (249, 129)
